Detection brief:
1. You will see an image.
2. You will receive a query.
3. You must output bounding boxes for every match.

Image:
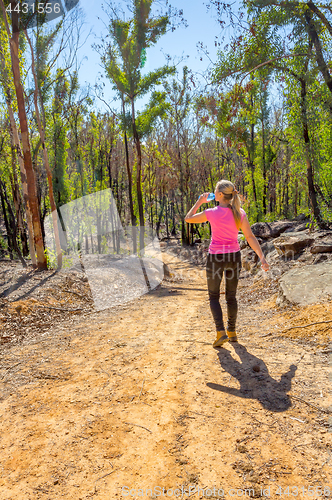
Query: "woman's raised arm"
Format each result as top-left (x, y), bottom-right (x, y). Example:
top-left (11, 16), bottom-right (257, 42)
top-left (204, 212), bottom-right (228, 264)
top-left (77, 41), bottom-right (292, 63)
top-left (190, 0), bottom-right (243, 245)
top-left (184, 193), bottom-right (209, 224)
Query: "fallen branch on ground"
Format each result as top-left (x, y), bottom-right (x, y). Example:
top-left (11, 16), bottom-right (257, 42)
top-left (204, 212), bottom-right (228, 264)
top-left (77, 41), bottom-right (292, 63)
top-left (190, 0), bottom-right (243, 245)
top-left (95, 469), bottom-right (119, 483)
top-left (60, 289), bottom-right (92, 301)
top-left (176, 340), bottom-right (211, 345)
top-left (124, 421), bottom-right (152, 433)
top-left (284, 320), bottom-right (332, 331)
top-left (0, 362), bottom-right (22, 380)
top-left (261, 319), bottom-right (332, 337)
top-left (138, 377), bottom-right (146, 399)
top-left (36, 305), bottom-right (84, 312)
top-left (189, 411), bottom-right (215, 418)
top-left (290, 395), bottom-right (332, 414)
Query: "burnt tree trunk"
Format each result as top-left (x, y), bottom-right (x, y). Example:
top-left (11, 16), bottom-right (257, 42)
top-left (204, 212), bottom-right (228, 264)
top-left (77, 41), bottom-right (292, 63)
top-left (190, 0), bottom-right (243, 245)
top-left (0, 2), bottom-right (47, 268)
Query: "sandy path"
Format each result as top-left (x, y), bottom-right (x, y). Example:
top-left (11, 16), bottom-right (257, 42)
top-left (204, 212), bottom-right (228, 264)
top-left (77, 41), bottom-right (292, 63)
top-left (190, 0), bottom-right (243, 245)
top-left (0, 252), bottom-right (331, 499)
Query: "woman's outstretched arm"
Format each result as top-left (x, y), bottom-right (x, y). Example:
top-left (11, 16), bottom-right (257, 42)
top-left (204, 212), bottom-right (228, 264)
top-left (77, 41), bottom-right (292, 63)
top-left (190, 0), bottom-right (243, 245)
top-left (240, 216), bottom-right (270, 271)
top-left (184, 193), bottom-right (209, 223)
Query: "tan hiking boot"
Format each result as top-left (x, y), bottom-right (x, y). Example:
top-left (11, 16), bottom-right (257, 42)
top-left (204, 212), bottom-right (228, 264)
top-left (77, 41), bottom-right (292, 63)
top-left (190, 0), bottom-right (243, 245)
top-left (227, 330), bottom-right (238, 342)
top-left (213, 330), bottom-right (229, 348)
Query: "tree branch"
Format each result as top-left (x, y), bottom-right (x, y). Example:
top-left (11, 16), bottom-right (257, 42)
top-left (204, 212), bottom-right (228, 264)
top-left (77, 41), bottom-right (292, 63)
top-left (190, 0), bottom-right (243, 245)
top-left (307, 0), bottom-right (332, 37)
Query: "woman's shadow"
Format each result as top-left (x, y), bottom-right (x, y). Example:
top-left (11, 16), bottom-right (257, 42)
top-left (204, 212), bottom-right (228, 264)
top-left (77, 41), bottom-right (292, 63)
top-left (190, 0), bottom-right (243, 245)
top-left (206, 343), bottom-right (297, 412)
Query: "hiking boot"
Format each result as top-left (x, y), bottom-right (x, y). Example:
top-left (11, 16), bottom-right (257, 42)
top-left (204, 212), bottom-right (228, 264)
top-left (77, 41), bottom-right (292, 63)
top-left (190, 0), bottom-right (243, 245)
top-left (227, 330), bottom-right (238, 342)
top-left (213, 330), bottom-right (229, 348)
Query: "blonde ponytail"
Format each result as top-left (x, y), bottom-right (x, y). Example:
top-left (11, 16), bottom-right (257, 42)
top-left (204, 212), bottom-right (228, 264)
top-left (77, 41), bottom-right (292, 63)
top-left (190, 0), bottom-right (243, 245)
top-left (215, 180), bottom-right (242, 230)
top-left (231, 192), bottom-right (242, 229)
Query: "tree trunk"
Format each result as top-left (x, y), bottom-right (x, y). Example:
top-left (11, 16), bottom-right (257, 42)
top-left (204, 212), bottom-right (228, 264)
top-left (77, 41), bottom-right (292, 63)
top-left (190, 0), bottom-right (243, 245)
top-left (261, 114), bottom-right (267, 215)
top-left (170, 193), bottom-right (176, 236)
top-left (177, 125), bottom-right (186, 246)
top-left (0, 179), bottom-right (13, 260)
top-left (122, 97), bottom-right (137, 254)
top-left (0, 19), bottom-right (36, 265)
top-left (249, 90), bottom-right (258, 220)
top-left (249, 130), bottom-right (257, 204)
top-left (0, 178), bottom-right (26, 266)
top-left (305, 10), bottom-right (332, 98)
top-left (284, 157), bottom-right (289, 218)
top-left (25, 30), bottom-right (62, 269)
top-left (131, 99), bottom-right (145, 253)
top-left (165, 194), bottom-right (169, 238)
top-left (300, 76), bottom-right (323, 225)
top-left (294, 178), bottom-right (298, 217)
top-left (130, 97), bottom-right (150, 290)
top-left (0, 2), bottom-right (47, 269)
top-left (156, 195), bottom-right (165, 240)
top-left (10, 157), bottom-right (28, 257)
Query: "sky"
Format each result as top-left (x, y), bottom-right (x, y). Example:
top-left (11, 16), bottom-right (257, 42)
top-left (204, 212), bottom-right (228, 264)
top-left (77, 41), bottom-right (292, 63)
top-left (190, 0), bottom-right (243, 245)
top-left (67, 0), bottom-right (228, 112)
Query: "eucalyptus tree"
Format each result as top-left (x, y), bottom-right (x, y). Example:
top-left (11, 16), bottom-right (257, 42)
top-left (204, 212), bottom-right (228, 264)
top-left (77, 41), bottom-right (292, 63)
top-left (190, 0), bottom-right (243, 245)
top-left (200, 79), bottom-right (263, 221)
top-left (25, 29), bottom-right (64, 268)
top-left (99, 0), bottom-right (176, 252)
top-left (243, 1), bottom-right (332, 103)
top-left (210, 0), bottom-right (332, 226)
top-left (0, 22), bottom-right (31, 260)
top-left (0, 0), bottom-right (47, 268)
top-left (163, 66), bottom-right (192, 243)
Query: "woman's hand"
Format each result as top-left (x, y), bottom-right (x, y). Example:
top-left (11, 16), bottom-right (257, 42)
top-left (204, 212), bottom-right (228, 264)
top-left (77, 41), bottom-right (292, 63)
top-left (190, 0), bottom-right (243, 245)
top-left (198, 192), bottom-right (210, 204)
top-left (260, 257), bottom-right (269, 272)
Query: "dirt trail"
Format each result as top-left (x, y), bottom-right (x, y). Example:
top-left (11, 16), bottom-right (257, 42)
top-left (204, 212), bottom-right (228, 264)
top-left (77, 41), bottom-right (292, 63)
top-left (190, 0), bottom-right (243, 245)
top-left (0, 252), bottom-right (331, 499)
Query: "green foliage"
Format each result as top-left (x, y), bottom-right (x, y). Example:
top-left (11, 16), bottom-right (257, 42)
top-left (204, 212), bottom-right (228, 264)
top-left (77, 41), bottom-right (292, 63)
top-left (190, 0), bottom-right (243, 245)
top-left (45, 246), bottom-right (57, 269)
top-left (199, 222), bottom-right (211, 241)
top-left (136, 90), bottom-right (170, 138)
top-left (34, 22), bottom-right (63, 104)
top-left (102, 0), bottom-right (174, 100)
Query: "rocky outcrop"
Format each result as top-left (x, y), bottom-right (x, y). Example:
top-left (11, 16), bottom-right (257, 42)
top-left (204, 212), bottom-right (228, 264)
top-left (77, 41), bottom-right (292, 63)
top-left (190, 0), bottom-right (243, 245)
top-left (276, 262), bottom-right (332, 306)
top-left (251, 217), bottom-right (310, 240)
top-left (250, 222), bottom-right (273, 239)
top-left (273, 233), bottom-right (315, 258)
top-left (310, 242), bottom-right (332, 254)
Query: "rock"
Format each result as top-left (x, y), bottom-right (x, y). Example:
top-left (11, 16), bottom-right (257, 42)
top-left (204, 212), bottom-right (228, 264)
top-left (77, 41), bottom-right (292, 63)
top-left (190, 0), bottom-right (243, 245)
top-left (284, 222), bottom-right (308, 233)
top-left (313, 254), bottom-right (331, 265)
top-left (273, 233), bottom-right (315, 258)
top-left (239, 239), bottom-right (247, 250)
top-left (242, 260), bottom-right (252, 272)
top-left (310, 242), bottom-right (332, 254)
top-left (180, 248), bottom-right (190, 259)
top-left (269, 220), bottom-right (298, 238)
top-left (237, 444), bottom-right (247, 453)
top-left (277, 262), bottom-right (332, 306)
top-left (260, 241), bottom-right (276, 256)
top-left (251, 222), bottom-right (272, 239)
top-left (251, 220), bottom-right (310, 240)
top-left (241, 247), bottom-right (258, 273)
top-left (163, 263), bottom-right (172, 278)
top-left (296, 250), bottom-right (315, 264)
top-left (293, 213), bottom-right (309, 222)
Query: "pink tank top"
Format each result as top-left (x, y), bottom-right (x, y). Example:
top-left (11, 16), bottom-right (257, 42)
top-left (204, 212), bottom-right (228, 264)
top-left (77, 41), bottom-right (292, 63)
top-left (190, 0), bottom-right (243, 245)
top-left (204, 206), bottom-right (246, 254)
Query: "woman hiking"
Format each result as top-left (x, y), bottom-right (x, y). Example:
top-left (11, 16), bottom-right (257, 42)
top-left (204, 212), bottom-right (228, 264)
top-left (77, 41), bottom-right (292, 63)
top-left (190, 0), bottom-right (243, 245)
top-left (185, 180), bottom-right (269, 347)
